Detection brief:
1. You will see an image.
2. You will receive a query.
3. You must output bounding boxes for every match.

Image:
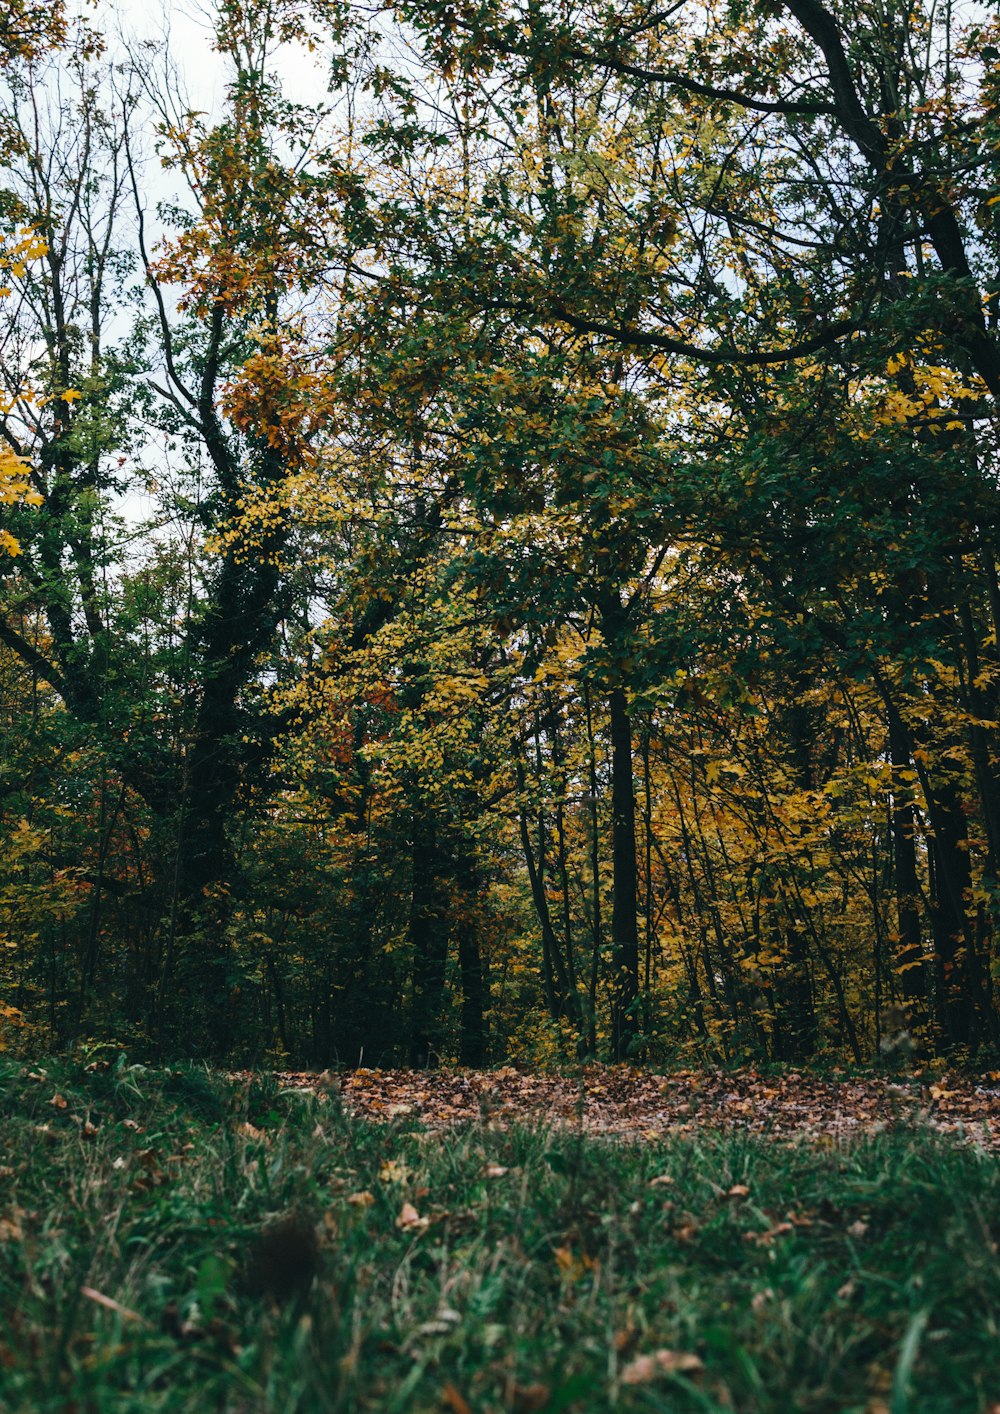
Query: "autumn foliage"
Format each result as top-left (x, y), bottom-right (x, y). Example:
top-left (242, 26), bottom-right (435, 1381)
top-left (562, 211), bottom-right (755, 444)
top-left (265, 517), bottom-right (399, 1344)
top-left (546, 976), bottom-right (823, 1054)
top-left (0, 0), bottom-right (999, 1067)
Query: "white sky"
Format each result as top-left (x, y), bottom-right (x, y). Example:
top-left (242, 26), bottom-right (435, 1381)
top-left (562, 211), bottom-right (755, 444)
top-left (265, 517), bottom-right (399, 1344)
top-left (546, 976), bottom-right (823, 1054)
top-left (105, 0), bottom-right (332, 119)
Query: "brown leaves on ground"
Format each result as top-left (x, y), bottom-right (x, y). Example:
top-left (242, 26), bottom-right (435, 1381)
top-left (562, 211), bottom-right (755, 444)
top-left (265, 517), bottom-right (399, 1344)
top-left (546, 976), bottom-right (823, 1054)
top-left (243, 1065), bottom-right (1000, 1150)
top-left (620, 1349), bottom-right (704, 1384)
top-left (396, 1201), bottom-right (430, 1233)
top-left (440, 1383), bottom-right (472, 1414)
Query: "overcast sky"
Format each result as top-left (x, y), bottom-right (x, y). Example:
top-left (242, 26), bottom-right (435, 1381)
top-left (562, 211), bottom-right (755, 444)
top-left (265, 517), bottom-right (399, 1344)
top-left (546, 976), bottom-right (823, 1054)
top-left (108, 0), bottom-right (333, 122)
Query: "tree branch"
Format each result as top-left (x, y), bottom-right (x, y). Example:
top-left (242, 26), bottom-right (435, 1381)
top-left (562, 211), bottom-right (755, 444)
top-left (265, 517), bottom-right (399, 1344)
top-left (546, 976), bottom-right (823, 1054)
top-left (0, 618), bottom-right (68, 699)
top-left (546, 304), bottom-right (861, 365)
top-left (579, 48), bottom-right (837, 118)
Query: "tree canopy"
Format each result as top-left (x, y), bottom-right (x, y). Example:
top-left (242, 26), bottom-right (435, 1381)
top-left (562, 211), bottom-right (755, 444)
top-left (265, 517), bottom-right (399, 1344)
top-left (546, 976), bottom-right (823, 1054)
top-left (0, 0), bottom-right (998, 1066)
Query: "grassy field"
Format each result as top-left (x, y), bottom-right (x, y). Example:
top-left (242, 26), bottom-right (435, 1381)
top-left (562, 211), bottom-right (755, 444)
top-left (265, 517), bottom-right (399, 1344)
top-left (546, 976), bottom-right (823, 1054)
top-left (0, 1059), bottom-right (998, 1413)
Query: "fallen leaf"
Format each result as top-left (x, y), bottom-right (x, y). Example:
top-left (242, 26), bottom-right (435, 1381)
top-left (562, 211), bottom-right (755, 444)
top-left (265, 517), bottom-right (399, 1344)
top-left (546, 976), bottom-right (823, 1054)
top-left (745, 1221), bottom-right (794, 1247)
top-left (554, 1245), bottom-right (575, 1273)
top-left (613, 1324), bottom-right (639, 1354)
top-left (554, 1244), bottom-right (599, 1281)
top-left (397, 1201), bottom-right (429, 1232)
top-left (346, 1190), bottom-right (374, 1208)
top-left (511, 1383), bottom-right (550, 1411)
top-left (441, 1383), bottom-right (471, 1414)
top-left (621, 1349), bottom-right (704, 1384)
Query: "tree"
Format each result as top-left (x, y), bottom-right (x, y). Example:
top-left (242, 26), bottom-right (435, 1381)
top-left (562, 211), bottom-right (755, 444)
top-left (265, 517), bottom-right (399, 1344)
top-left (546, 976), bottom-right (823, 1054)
top-left (0, 0), bottom-right (354, 1052)
top-left (353, 0), bottom-right (1000, 1054)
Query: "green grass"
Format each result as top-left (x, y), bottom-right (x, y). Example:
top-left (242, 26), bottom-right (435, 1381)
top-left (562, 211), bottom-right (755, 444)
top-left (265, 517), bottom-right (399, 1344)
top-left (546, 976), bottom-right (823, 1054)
top-left (0, 1060), bottom-right (998, 1412)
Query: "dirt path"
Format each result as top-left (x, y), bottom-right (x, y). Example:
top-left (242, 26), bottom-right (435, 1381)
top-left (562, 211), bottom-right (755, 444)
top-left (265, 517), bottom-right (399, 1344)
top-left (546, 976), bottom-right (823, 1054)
top-left (246, 1065), bottom-right (1000, 1150)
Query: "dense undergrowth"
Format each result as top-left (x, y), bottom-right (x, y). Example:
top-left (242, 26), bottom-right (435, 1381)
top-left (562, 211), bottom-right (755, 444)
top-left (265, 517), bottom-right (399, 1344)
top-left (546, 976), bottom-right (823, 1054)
top-left (0, 1059), bottom-right (998, 1412)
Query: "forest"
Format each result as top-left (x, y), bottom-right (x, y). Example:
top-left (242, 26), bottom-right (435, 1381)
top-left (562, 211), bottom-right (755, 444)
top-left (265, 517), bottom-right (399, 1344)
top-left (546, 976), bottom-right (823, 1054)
top-left (2, 0), bottom-right (1000, 1072)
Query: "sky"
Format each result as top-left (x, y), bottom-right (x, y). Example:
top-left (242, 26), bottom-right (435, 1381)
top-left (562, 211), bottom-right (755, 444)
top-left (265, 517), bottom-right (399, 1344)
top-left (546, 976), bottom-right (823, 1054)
top-left (108, 0), bottom-right (331, 118)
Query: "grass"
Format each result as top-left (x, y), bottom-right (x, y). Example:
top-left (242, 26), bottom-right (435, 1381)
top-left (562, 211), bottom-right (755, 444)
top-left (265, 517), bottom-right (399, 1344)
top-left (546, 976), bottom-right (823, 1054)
top-left (0, 1059), bottom-right (998, 1412)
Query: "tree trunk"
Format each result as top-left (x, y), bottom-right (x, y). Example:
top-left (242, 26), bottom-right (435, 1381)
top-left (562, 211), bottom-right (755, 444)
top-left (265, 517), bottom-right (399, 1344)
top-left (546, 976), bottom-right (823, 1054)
top-left (888, 713), bottom-right (926, 1010)
top-left (608, 683), bottom-right (639, 1059)
top-left (408, 814), bottom-right (448, 1067)
top-left (457, 911), bottom-right (486, 1067)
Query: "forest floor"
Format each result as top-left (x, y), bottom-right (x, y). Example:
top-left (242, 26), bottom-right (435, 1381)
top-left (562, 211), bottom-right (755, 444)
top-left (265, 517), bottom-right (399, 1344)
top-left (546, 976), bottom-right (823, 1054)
top-left (2, 1059), bottom-right (1000, 1412)
top-left (251, 1063), bottom-right (1000, 1152)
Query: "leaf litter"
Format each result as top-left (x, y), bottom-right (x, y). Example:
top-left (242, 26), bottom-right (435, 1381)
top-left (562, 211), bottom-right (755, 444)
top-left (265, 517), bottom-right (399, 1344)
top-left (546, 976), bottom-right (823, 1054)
top-left (233, 1065), bottom-right (1000, 1150)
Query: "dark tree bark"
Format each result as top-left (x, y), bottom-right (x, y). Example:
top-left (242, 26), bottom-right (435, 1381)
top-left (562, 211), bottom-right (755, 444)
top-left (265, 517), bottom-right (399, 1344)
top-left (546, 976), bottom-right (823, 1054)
top-left (608, 682), bottom-right (639, 1059)
top-left (456, 858), bottom-right (487, 1067)
top-left (408, 814), bottom-right (449, 1067)
top-left (888, 713), bottom-right (926, 1010)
